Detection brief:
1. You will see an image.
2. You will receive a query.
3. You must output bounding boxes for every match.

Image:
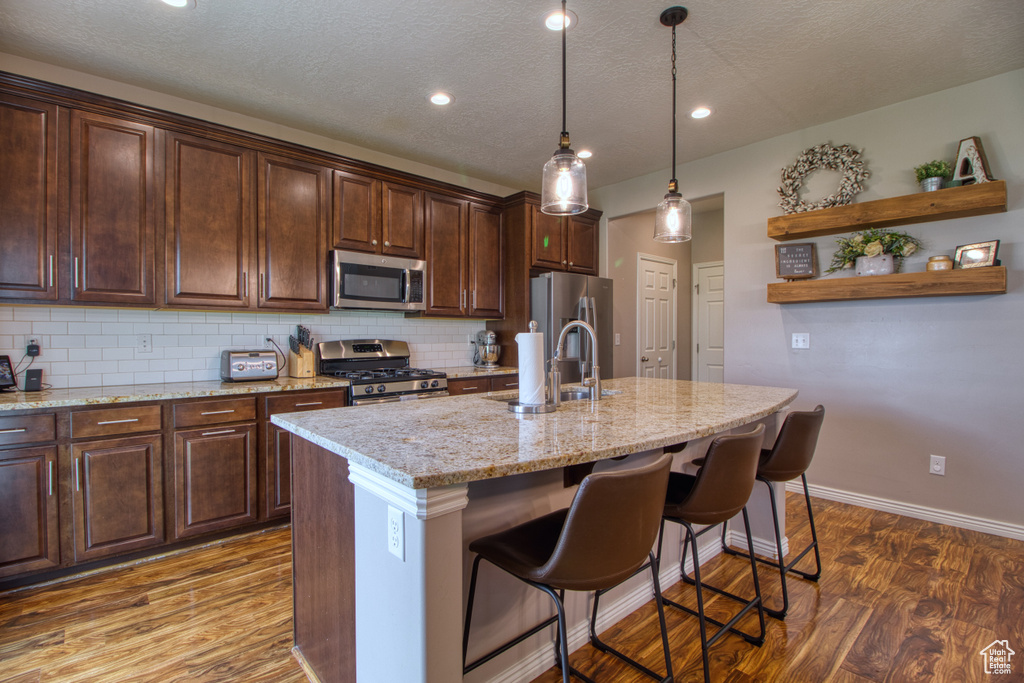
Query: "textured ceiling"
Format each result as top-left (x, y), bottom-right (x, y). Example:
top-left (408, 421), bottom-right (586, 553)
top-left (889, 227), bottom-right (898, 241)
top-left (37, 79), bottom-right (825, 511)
top-left (2, 0), bottom-right (1023, 192)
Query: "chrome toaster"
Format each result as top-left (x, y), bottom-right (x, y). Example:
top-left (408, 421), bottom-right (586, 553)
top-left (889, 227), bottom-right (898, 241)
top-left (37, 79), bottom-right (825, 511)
top-left (220, 350), bottom-right (279, 382)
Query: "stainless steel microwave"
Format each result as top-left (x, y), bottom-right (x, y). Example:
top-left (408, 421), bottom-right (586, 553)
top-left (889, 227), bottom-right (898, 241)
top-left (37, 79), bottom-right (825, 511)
top-left (330, 250), bottom-right (426, 311)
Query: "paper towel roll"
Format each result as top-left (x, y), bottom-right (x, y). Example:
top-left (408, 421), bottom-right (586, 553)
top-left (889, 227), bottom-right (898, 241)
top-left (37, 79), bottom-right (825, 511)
top-left (515, 331), bottom-right (546, 405)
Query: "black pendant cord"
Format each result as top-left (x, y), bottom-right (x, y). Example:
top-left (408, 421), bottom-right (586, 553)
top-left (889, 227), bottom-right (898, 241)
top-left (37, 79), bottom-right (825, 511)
top-left (670, 22), bottom-right (678, 188)
top-left (561, 0), bottom-right (569, 142)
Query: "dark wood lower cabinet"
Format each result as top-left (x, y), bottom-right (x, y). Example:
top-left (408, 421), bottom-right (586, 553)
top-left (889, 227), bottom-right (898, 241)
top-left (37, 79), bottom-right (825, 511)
top-left (0, 446), bottom-right (59, 578)
top-left (72, 435), bottom-right (164, 563)
top-left (174, 423), bottom-right (257, 538)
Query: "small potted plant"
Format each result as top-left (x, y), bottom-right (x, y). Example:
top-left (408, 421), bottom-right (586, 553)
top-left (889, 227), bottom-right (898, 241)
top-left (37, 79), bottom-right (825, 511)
top-left (827, 228), bottom-right (923, 276)
top-left (914, 159), bottom-right (953, 192)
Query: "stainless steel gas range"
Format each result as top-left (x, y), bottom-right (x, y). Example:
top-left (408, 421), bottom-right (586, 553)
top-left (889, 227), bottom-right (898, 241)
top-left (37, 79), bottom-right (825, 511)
top-left (317, 339), bottom-right (448, 406)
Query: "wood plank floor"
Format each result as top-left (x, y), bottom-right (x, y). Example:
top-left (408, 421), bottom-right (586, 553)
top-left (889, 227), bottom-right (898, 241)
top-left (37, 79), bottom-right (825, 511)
top-left (1, 496), bottom-right (1021, 682)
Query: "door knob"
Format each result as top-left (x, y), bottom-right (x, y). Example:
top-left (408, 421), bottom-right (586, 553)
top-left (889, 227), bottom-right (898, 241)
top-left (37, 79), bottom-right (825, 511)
top-left (641, 356), bottom-right (649, 362)
top-left (658, 357), bottom-right (663, 362)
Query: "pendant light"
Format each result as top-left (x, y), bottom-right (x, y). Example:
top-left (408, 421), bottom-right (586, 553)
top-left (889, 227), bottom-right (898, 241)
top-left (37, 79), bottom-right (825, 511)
top-left (540, 0), bottom-right (588, 216)
top-left (654, 6), bottom-right (692, 242)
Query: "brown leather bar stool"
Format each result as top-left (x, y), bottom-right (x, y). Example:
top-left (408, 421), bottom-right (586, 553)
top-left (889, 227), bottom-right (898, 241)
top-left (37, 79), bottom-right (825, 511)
top-left (719, 405), bottom-right (825, 618)
top-left (463, 452), bottom-right (675, 683)
top-left (657, 425), bottom-right (767, 683)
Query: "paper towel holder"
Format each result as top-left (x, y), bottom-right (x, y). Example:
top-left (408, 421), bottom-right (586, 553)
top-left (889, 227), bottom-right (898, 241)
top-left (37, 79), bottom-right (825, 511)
top-left (508, 320), bottom-right (558, 413)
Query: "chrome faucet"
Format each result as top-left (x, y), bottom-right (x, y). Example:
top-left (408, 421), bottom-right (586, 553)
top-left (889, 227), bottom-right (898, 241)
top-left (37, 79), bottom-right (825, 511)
top-left (553, 320), bottom-right (601, 400)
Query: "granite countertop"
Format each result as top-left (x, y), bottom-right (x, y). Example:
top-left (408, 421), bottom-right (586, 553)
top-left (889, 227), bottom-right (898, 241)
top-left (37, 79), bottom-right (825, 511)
top-left (0, 376), bottom-right (351, 411)
top-left (272, 377), bottom-right (797, 489)
top-left (445, 366), bottom-right (518, 379)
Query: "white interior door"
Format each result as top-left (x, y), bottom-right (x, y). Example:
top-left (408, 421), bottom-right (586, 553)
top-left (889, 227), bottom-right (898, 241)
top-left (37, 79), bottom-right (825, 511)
top-left (693, 261), bottom-right (724, 382)
top-left (636, 254), bottom-right (676, 378)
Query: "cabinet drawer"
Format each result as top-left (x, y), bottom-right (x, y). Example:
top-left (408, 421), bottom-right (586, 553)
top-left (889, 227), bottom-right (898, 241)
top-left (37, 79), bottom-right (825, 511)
top-left (71, 405), bottom-right (162, 439)
top-left (446, 378), bottom-right (488, 395)
top-left (265, 390), bottom-right (347, 415)
top-left (174, 397), bottom-right (256, 428)
top-left (490, 375), bottom-right (519, 391)
top-left (0, 414), bottom-right (57, 446)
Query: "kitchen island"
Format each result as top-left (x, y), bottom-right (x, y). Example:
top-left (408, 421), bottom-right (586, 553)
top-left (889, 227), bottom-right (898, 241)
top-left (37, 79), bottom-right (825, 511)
top-left (272, 377), bottom-right (797, 683)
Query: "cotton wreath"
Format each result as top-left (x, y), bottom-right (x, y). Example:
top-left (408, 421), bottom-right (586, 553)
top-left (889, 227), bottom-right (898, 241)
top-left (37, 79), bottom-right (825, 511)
top-left (777, 143), bottom-right (870, 214)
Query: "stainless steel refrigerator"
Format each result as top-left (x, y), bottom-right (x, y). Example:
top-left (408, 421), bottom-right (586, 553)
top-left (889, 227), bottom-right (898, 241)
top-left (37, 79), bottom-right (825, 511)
top-left (530, 272), bottom-right (613, 384)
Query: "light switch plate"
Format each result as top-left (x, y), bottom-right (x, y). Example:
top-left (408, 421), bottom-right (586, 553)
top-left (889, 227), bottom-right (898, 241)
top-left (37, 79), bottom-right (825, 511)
top-left (792, 333), bottom-right (810, 349)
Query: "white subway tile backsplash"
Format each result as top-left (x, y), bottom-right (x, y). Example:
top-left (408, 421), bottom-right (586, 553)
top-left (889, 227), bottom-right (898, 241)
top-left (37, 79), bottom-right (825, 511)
top-left (85, 309), bottom-right (120, 322)
top-left (69, 322), bottom-right (105, 335)
top-left (13, 308), bottom-right (50, 322)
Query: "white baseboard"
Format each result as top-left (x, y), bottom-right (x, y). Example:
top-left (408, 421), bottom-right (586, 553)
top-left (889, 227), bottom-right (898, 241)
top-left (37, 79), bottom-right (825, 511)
top-left (485, 533), bottom-right (724, 683)
top-left (789, 481), bottom-right (1024, 542)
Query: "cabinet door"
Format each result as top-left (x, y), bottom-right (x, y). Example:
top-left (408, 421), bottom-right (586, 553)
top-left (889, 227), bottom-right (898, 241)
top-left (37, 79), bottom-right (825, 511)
top-left (567, 214), bottom-right (598, 275)
top-left (165, 132), bottom-right (255, 308)
top-left (174, 423), bottom-right (257, 538)
top-left (468, 203), bottom-right (504, 318)
top-left (331, 169), bottom-right (381, 254)
top-left (446, 378), bottom-right (489, 395)
top-left (424, 193), bottom-right (467, 316)
top-left (0, 95), bottom-right (58, 302)
top-left (381, 181), bottom-right (424, 259)
top-left (531, 204), bottom-right (566, 271)
top-left (69, 110), bottom-right (157, 305)
top-left (72, 435), bottom-right (164, 562)
top-left (0, 447), bottom-right (59, 578)
top-left (257, 153), bottom-right (329, 311)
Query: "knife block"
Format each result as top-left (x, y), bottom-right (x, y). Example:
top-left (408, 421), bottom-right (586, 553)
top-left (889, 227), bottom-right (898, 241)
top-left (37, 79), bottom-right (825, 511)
top-left (289, 348), bottom-right (315, 378)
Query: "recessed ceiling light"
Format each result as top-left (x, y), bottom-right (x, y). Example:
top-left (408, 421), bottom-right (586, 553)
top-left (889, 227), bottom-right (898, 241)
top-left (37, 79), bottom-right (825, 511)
top-left (577, 150), bottom-right (592, 159)
top-left (690, 107), bottom-right (712, 119)
top-left (161, 0), bottom-right (195, 7)
top-left (544, 9), bottom-right (577, 31)
top-left (429, 92), bottom-right (453, 106)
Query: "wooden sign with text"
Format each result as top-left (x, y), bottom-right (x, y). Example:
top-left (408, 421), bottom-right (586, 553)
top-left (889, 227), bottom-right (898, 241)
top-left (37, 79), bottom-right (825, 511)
top-left (775, 243), bottom-right (818, 280)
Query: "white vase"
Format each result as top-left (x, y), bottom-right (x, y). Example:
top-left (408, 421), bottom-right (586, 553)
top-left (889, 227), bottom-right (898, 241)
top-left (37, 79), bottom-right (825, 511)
top-left (855, 254), bottom-right (895, 276)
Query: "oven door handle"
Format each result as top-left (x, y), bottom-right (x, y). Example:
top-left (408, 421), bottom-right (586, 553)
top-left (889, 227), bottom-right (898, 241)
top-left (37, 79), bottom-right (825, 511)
top-left (351, 395), bottom-right (402, 406)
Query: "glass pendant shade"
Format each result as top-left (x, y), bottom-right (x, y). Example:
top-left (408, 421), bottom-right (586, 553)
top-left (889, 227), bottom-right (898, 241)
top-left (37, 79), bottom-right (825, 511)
top-left (654, 190), bottom-right (692, 242)
top-left (541, 148), bottom-right (588, 215)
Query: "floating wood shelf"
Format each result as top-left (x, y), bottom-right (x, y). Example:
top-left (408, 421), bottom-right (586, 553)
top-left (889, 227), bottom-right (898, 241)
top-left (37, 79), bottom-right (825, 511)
top-left (767, 266), bottom-right (1006, 304)
top-left (767, 180), bottom-right (1007, 241)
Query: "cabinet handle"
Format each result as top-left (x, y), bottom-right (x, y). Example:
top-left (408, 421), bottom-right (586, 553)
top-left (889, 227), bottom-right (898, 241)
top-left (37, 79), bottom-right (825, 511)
top-left (461, 290), bottom-right (466, 308)
top-left (294, 401), bottom-right (323, 407)
top-left (97, 418), bottom-right (139, 425)
top-left (384, 240), bottom-right (390, 247)
top-left (0, 428), bottom-right (27, 434)
top-left (506, 382), bottom-right (519, 387)
top-left (75, 458), bottom-right (80, 492)
top-left (200, 409), bottom-right (235, 416)
top-left (472, 290), bottom-right (476, 309)
top-left (48, 255), bottom-right (54, 288)
top-left (569, 262), bottom-right (574, 267)
top-left (243, 273), bottom-right (248, 298)
top-left (74, 257), bottom-right (80, 288)
top-left (202, 429), bottom-right (235, 436)
top-left (462, 385), bottom-right (479, 390)
top-left (48, 460), bottom-right (54, 496)
top-left (372, 239), bottom-right (378, 246)
top-left (562, 259), bottom-right (567, 265)
top-left (260, 273), bottom-right (265, 298)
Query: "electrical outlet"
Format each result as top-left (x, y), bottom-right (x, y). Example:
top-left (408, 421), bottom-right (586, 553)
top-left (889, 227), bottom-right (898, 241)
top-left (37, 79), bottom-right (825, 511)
top-left (791, 333), bottom-right (810, 349)
top-left (264, 337), bottom-right (275, 350)
top-left (615, 333), bottom-right (621, 346)
top-left (929, 454), bottom-right (946, 476)
top-left (26, 338), bottom-right (40, 357)
top-left (137, 334), bottom-right (152, 354)
top-left (387, 505), bottom-right (404, 560)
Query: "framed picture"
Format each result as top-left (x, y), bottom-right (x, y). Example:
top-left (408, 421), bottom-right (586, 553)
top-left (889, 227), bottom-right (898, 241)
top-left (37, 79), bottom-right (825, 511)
top-left (954, 240), bottom-right (1000, 269)
top-left (0, 355), bottom-right (16, 391)
top-left (775, 243), bottom-right (817, 280)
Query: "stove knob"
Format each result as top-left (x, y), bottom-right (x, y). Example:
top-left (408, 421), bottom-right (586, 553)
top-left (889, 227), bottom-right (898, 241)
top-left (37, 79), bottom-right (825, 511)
top-left (420, 381), bottom-right (429, 389)
top-left (431, 380), bottom-right (439, 388)
top-left (364, 385), bottom-right (374, 394)
top-left (377, 385), bottom-right (387, 393)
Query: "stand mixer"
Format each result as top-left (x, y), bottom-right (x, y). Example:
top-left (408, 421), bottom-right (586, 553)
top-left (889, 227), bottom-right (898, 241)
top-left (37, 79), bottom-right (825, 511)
top-left (472, 330), bottom-right (500, 367)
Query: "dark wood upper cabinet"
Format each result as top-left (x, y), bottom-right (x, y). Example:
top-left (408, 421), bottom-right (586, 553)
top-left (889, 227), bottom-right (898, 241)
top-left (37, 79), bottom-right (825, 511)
top-left (0, 94), bottom-right (58, 302)
top-left (68, 110), bottom-right (157, 305)
top-left (257, 152), bottom-right (329, 311)
top-left (424, 193), bottom-right (468, 316)
top-left (165, 132), bottom-right (255, 309)
top-left (331, 168), bottom-right (381, 254)
top-left (468, 203), bottom-right (504, 318)
top-left (566, 214), bottom-right (598, 275)
top-left (381, 181), bottom-right (424, 259)
top-left (530, 205), bottom-right (566, 271)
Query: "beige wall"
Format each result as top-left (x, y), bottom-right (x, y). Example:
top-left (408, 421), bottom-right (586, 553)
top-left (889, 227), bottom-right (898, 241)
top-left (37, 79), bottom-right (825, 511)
top-left (606, 212), bottom-right (690, 379)
top-left (593, 69), bottom-right (1024, 531)
top-left (691, 206), bottom-right (724, 265)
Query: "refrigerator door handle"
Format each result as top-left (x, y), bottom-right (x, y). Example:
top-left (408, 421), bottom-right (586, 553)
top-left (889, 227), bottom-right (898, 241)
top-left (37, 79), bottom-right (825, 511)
top-left (578, 296), bottom-right (590, 377)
